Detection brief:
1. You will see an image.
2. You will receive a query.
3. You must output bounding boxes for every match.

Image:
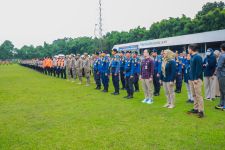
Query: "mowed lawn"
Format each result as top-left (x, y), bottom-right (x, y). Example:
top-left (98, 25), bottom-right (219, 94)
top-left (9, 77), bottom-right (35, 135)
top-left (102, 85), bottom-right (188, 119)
top-left (0, 64), bottom-right (224, 150)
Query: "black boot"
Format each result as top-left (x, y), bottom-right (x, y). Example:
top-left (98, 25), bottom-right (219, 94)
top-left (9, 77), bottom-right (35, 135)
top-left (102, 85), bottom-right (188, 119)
top-left (198, 112), bottom-right (204, 118)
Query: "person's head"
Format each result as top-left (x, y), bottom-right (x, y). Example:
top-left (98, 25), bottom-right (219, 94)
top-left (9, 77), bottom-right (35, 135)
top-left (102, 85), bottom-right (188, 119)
top-left (143, 49), bottom-right (150, 58)
top-left (152, 49), bottom-right (157, 57)
top-left (163, 49), bottom-right (175, 60)
top-left (95, 52), bottom-right (100, 58)
top-left (126, 51), bottom-right (131, 58)
top-left (220, 43), bottom-right (225, 52)
top-left (112, 49), bottom-right (118, 55)
top-left (206, 48), bottom-right (213, 56)
top-left (120, 51), bottom-right (124, 57)
top-left (188, 44), bottom-right (199, 54)
top-left (175, 51), bottom-right (179, 57)
top-left (133, 51), bottom-right (138, 58)
top-left (186, 54), bottom-right (191, 60)
top-left (214, 50), bottom-right (221, 58)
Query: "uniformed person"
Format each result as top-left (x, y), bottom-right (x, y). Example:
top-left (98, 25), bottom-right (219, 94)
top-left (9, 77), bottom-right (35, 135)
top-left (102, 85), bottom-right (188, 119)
top-left (119, 51), bottom-right (126, 90)
top-left (83, 53), bottom-right (91, 86)
top-left (110, 49), bottom-right (120, 95)
top-left (152, 49), bottom-right (162, 96)
top-left (132, 51), bottom-right (141, 92)
top-left (66, 55), bottom-right (73, 81)
top-left (175, 51), bottom-right (183, 93)
top-left (93, 52), bottom-right (102, 90)
top-left (75, 54), bottom-right (83, 84)
top-left (124, 51), bottom-right (135, 99)
top-left (100, 51), bottom-right (110, 92)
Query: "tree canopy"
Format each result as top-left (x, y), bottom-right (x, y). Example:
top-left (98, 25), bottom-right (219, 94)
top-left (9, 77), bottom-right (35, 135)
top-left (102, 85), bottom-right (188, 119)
top-left (0, 1), bottom-right (224, 60)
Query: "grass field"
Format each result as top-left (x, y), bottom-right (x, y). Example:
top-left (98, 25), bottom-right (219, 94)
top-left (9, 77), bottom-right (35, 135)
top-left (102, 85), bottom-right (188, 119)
top-left (0, 64), bottom-right (224, 150)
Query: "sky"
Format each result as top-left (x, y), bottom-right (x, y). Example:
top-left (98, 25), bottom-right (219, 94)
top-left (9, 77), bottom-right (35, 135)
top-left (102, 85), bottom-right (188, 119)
top-left (0, 0), bottom-right (223, 48)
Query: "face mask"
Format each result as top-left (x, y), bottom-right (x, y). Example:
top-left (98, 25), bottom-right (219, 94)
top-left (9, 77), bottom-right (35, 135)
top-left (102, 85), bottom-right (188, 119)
top-left (206, 52), bottom-right (211, 56)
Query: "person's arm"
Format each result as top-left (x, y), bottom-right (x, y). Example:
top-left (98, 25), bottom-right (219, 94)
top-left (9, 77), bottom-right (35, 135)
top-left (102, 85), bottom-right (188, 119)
top-left (194, 56), bottom-right (203, 80)
top-left (170, 61), bottom-right (176, 82)
top-left (149, 59), bottom-right (154, 79)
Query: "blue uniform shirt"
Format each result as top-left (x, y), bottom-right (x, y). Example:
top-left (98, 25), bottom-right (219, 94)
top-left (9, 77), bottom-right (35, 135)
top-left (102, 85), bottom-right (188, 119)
top-left (110, 54), bottom-right (120, 74)
top-left (133, 57), bottom-right (141, 74)
top-left (175, 56), bottom-right (183, 74)
top-left (93, 58), bottom-right (101, 72)
top-left (124, 57), bottom-right (134, 77)
top-left (120, 56), bottom-right (125, 71)
top-left (153, 55), bottom-right (162, 74)
top-left (100, 56), bottom-right (110, 75)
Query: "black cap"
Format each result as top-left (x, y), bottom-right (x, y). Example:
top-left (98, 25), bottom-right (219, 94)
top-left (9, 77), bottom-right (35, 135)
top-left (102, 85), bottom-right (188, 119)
top-left (95, 51), bottom-right (100, 55)
top-left (152, 49), bottom-right (157, 53)
top-left (126, 50), bottom-right (132, 53)
top-left (103, 50), bottom-right (108, 54)
top-left (120, 51), bottom-right (125, 54)
top-left (134, 51), bottom-right (138, 55)
top-left (112, 49), bottom-right (118, 53)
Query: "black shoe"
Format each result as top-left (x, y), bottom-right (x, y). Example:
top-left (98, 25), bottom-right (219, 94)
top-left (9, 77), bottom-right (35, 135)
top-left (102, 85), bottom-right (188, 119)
top-left (114, 92), bottom-right (119, 95)
top-left (198, 112), bottom-right (204, 118)
top-left (102, 89), bottom-right (108, 93)
top-left (186, 99), bottom-right (191, 103)
top-left (127, 95), bottom-right (133, 99)
top-left (175, 90), bottom-right (181, 93)
top-left (187, 109), bottom-right (198, 114)
top-left (154, 93), bottom-right (160, 96)
top-left (123, 95), bottom-right (129, 99)
top-left (215, 105), bottom-right (223, 109)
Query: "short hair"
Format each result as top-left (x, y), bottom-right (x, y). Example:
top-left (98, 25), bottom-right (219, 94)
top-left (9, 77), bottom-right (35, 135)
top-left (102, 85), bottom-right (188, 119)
top-left (220, 43), bottom-right (225, 51)
top-left (188, 44), bottom-right (199, 52)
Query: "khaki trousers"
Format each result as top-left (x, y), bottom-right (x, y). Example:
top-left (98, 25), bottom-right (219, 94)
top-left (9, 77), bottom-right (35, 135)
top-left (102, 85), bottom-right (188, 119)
top-left (163, 82), bottom-right (175, 106)
top-left (189, 79), bottom-right (204, 112)
top-left (204, 76), bottom-right (216, 99)
top-left (142, 79), bottom-right (153, 99)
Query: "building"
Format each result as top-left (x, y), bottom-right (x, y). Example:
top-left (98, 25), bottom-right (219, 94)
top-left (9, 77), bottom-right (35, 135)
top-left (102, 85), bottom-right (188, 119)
top-left (113, 29), bottom-right (225, 54)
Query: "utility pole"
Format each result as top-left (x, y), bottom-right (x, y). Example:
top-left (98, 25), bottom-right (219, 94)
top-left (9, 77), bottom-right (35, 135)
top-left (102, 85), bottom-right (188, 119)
top-left (98, 0), bottom-right (103, 51)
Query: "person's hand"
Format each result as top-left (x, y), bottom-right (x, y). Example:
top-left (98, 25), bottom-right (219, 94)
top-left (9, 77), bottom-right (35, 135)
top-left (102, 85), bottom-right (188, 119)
top-left (211, 76), bottom-right (214, 80)
top-left (114, 73), bottom-right (117, 76)
top-left (157, 73), bottom-right (160, 77)
top-left (178, 73), bottom-right (181, 75)
top-left (149, 77), bottom-right (153, 81)
top-left (105, 73), bottom-right (108, 76)
top-left (194, 80), bottom-right (198, 84)
top-left (170, 81), bottom-right (174, 85)
top-left (130, 76), bottom-right (134, 79)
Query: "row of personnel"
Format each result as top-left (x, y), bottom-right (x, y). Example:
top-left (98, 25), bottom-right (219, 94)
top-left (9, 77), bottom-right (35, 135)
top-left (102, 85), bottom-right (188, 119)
top-left (20, 43), bottom-right (225, 118)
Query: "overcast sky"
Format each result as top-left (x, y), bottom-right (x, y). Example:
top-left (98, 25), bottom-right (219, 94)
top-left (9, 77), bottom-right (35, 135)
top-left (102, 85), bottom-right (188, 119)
top-left (0, 0), bottom-right (223, 48)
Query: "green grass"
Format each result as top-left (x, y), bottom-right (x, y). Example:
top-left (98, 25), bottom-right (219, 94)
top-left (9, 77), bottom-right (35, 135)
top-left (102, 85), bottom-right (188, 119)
top-left (0, 64), bottom-right (224, 150)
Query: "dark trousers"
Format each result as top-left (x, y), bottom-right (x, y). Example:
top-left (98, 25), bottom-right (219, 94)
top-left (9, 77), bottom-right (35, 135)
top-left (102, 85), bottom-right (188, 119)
top-left (176, 74), bottom-right (182, 91)
top-left (133, 73), bottom-right (139, 91)
top-left (153, 73), bottom-right (161, 94)
top-left (120, 70), bottom-right (125, 88)
top-left (125, 76), bottom-right (134, 96)
top-left (219, 76), bottom-right (225, 106)
top-left (61, 68), bottom-right (67, 79)
top-left (101, 73), bottom-right (109, 91)
top-left (112, 74), bottom-right (120, 93)
top-left (94, 71), bottom-right (101, 87)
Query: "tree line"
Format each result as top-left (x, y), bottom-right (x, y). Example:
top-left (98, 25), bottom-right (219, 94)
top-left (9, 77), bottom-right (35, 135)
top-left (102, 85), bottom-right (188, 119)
top-left (0, 1), bottom-right (225, 60)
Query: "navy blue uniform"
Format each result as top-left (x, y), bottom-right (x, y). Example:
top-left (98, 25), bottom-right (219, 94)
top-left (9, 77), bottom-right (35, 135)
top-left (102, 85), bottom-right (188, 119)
top-left (100, 56), bottom-right (110, 92)
top-left (124, 57), bottom-right (135, 98)
top-left (175, 56), bottom-right (183, 93)
top-left (133, 57), bottom-right (141, 92)
top-left (93, 57), bottom-right (102, 89)
top-left (110, 54), bottom-right (120, 94)
top-left (153, 55), bottom-right (162, 95)
top-left (120, 56), bottom-right (126, 89)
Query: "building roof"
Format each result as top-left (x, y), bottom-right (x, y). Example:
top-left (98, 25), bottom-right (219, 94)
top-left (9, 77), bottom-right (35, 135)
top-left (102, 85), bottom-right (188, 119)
top-left (113, 29), bottom-right (225, 51)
